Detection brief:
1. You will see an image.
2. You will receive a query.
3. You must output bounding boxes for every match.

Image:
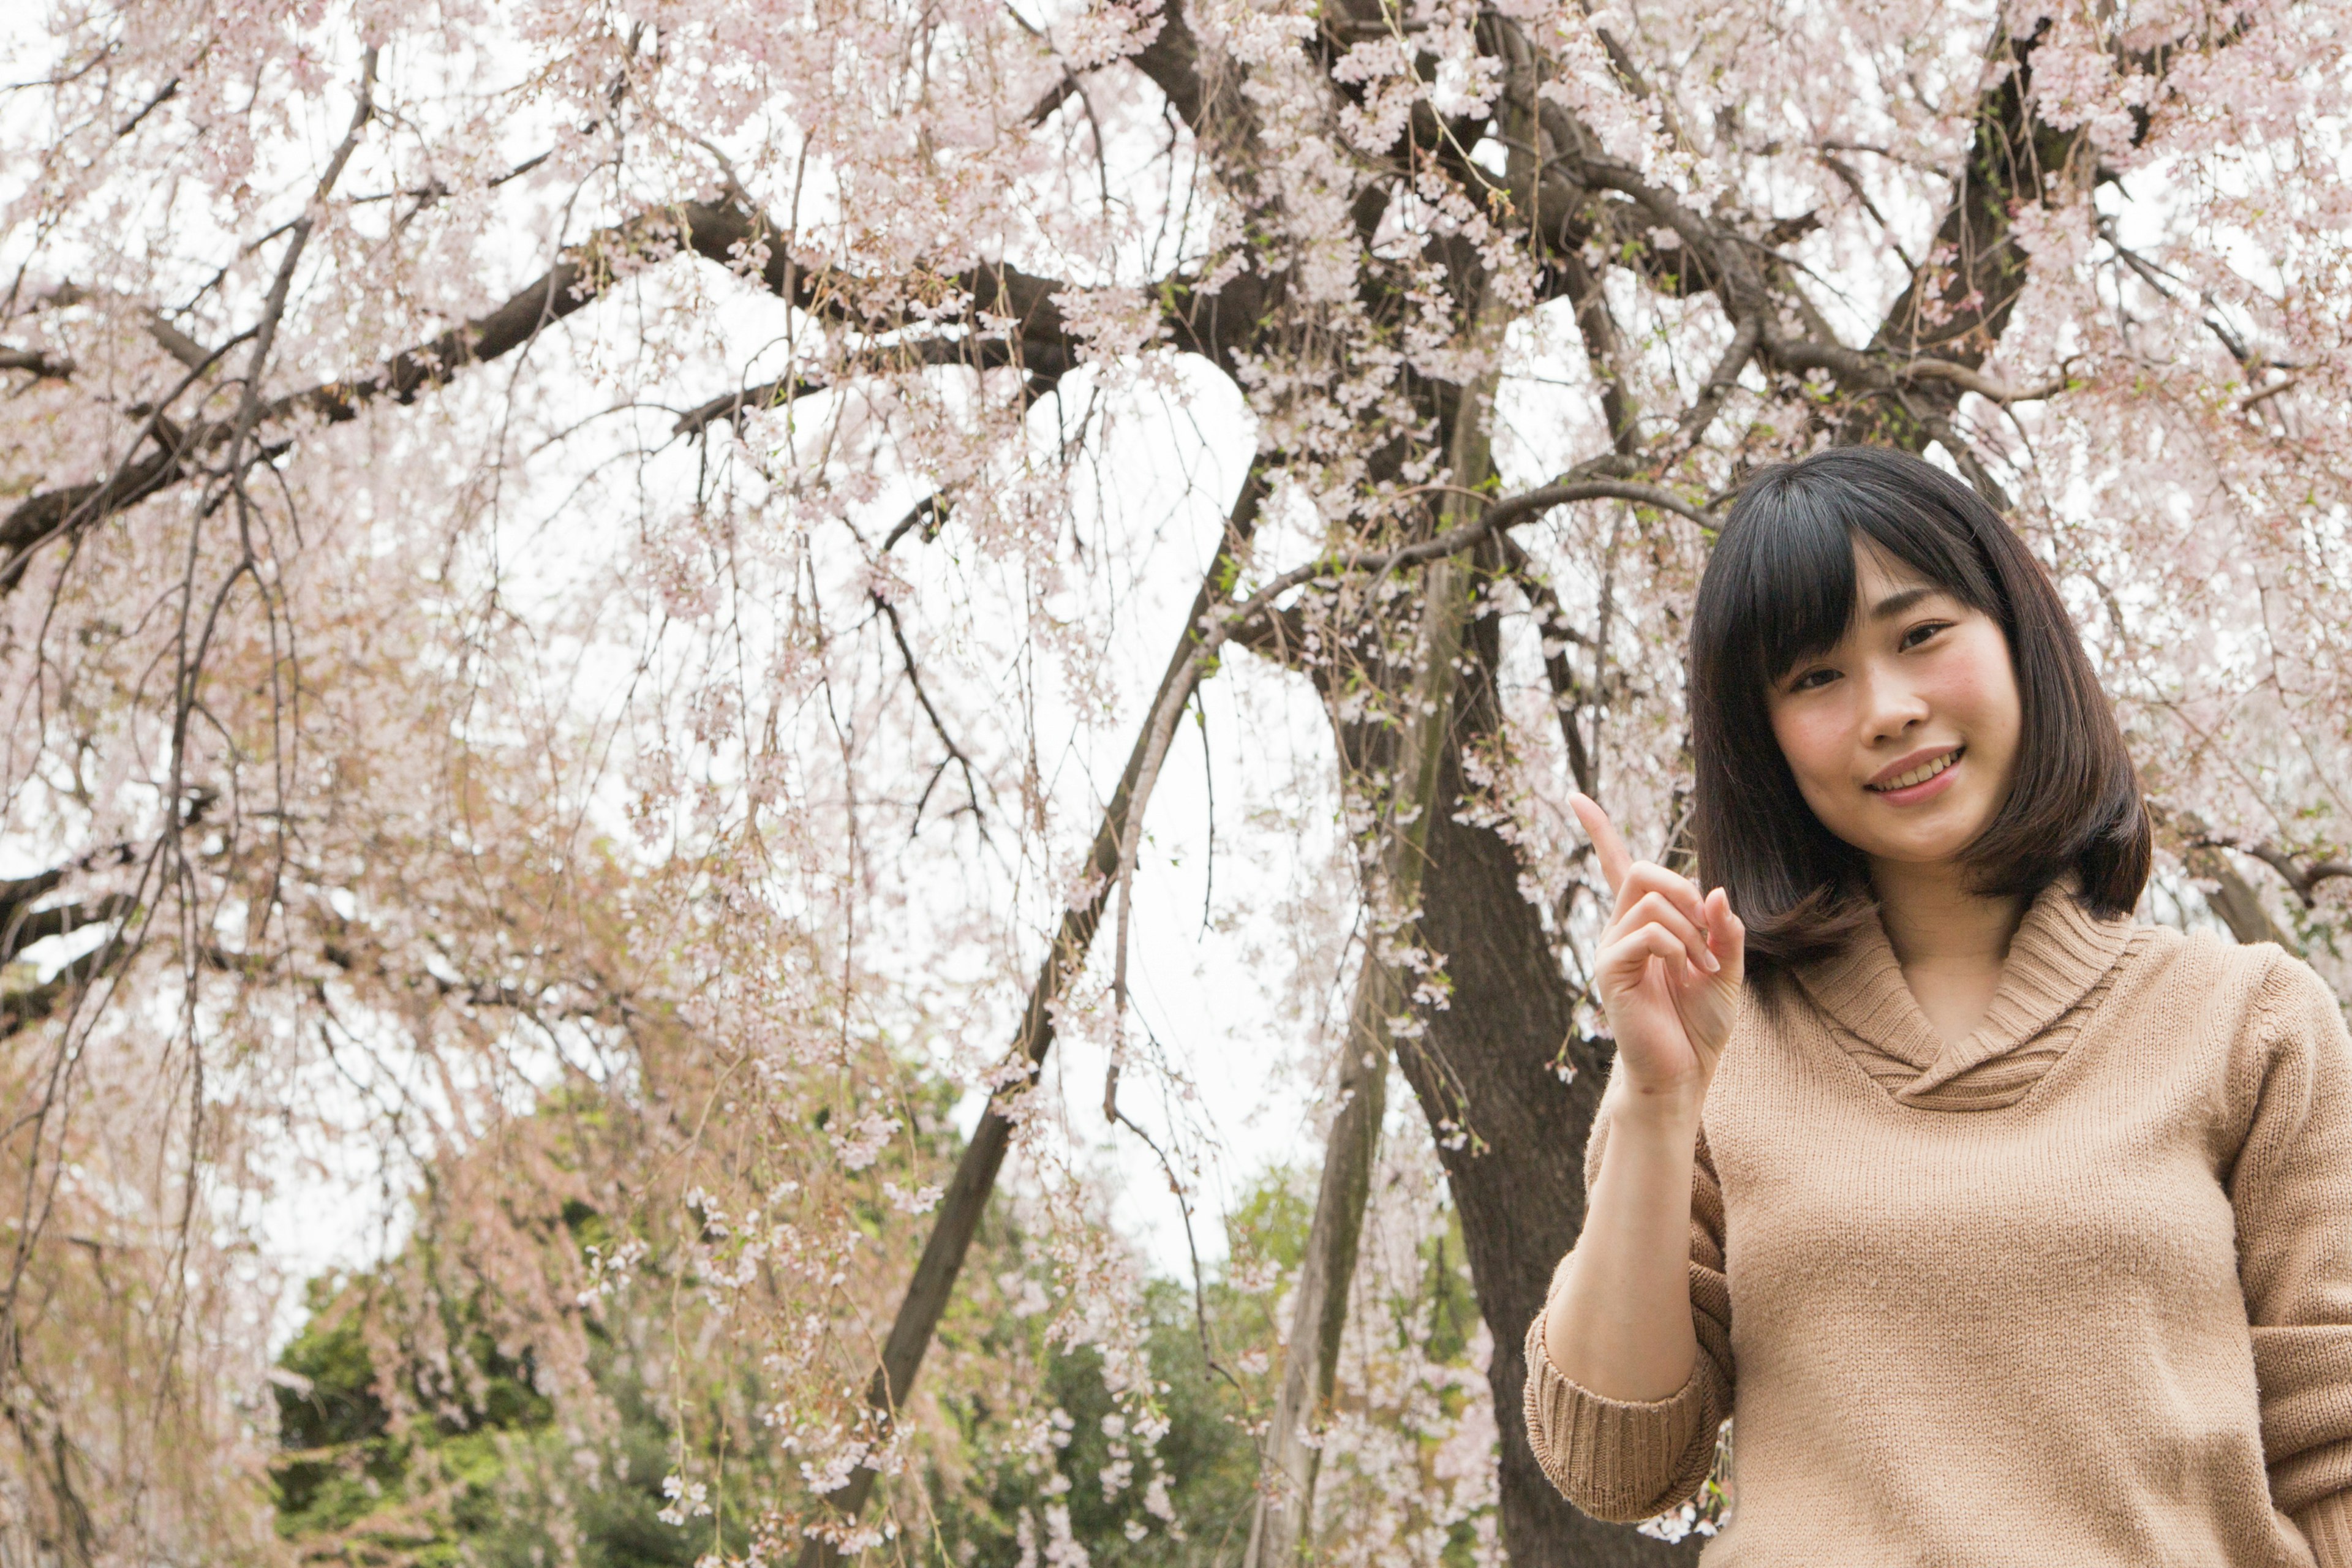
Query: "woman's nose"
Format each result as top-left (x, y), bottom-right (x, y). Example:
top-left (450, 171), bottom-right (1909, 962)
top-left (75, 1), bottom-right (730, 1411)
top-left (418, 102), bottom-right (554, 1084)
top-left (1858, 671), bottom-right (1929, 742)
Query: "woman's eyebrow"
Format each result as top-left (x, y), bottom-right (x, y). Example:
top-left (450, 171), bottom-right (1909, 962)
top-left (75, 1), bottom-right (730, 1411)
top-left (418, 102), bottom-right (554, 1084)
top-left (1866, 585), bottom-right (1937, 622)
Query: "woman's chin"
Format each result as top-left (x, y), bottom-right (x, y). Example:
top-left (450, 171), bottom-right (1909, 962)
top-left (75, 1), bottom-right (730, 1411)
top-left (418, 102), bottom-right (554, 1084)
top-left (1842, 813), bottom-right (1989, 869)
top-left (1811, 786), bottom-right (2005, 873)
top-left (1856, 822), bottom-right (1994, 872)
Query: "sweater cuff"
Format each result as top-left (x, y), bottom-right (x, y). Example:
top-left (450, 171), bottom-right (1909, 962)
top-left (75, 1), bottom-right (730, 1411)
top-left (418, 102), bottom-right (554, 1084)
top-left (1520, 1309), bottom-right (1712, 1523)
top-left (2299, 1492), bottom-right (2352, 1568)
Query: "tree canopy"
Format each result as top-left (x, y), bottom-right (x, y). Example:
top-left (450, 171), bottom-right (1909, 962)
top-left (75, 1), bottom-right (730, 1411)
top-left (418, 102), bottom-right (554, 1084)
top-left (1, 0), bottom-right (2346, 1564)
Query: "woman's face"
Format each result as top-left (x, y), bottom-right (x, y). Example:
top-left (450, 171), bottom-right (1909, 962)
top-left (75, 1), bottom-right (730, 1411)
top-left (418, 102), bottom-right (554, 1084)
top-left (1765, 540), bottom-right (2022, 870)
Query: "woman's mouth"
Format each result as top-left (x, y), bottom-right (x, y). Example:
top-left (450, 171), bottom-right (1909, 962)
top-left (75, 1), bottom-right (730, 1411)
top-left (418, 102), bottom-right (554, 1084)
top-left (1866, 745), bottom-right (1964, 801)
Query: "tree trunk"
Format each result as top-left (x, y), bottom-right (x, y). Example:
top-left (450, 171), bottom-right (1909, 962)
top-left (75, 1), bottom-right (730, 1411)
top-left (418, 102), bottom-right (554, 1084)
top-left (1292, 540), bottom-right (1699, 1562)
top-left (1248, 522), bottom-right (1478, 1564)
top-left (1330, 541), bottom-right (1703, 1568)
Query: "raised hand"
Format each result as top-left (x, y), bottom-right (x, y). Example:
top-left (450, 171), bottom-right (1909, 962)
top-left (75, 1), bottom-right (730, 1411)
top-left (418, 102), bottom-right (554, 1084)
top-left (1572, 793), bottom-right (1744, 1109)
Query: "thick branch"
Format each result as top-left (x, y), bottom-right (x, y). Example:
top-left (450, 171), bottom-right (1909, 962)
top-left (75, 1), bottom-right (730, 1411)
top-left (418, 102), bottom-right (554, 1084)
top-left (2207, 839), bottom-right (2352, 909)
top-left (671, 375), bottom-right (829, 438)
top-left (1224, 600), bottom-right (1313, 669)
top-left (0, 932), bottom-right (130, 1041)
top-left (1, 198), bottom-right (1090, 596)
top-left (1867, 24), bottom-right (2084, 369)
top-left (2184, 845), bottom-right (2294, 949)
top-left (1128, 0), bottom-right (1213, 129)
top-left (1508, 17), bottom-right (2090, 470)
top-left (0, 898), bottom-right (135, 966)
top-left (0, 347), bottom-right (73, 380)
top-left (1830, 23), bottom-right (2089, 449)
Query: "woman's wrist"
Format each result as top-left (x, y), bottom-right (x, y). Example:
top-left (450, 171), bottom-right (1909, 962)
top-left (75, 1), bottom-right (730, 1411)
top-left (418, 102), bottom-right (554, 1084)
top-left (1610, 1072), bottom-right (1709, 1133)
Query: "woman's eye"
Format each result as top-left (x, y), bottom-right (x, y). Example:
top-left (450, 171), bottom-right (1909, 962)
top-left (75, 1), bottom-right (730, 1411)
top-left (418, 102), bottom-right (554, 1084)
top-left (1788, 667), bottom-right (1838, 692)
top-left (1900, 620), bottom-right (1952, 650)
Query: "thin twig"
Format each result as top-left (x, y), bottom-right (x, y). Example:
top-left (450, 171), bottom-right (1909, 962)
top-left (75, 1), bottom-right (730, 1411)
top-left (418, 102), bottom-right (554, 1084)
top-left (1496, 535), bottom-right (1596, 797)
top-left (871, 591), bottom-right (991, 835)
top-left (1108, 1098), bottom-right (1242, 1392)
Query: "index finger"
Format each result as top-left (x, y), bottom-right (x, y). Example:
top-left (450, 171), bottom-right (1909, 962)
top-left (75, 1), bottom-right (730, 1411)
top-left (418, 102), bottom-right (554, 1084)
top-left (1570, 792), bottom-right (1634, 897)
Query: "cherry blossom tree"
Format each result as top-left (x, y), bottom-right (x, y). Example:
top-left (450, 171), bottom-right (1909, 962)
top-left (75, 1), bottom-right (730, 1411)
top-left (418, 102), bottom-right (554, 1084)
top-left (2, 0), bottom-right (2348, 1564)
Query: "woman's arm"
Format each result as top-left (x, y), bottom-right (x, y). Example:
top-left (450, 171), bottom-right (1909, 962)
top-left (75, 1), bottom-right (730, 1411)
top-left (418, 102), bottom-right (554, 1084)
top-left (1517, 797), bottom-right (1742, 1521)
top-left (1543, 1081), bottom-right (1712, 1401)
top-left (1540, 796), bottom-right (1741, 1401)
top-left (1542, 1081), bottom-right (1705, 1401)
top-left (2231, 954), bottom-right (2352, 1567)
top-left (1520, 1067), bottom-right (1734, 1523)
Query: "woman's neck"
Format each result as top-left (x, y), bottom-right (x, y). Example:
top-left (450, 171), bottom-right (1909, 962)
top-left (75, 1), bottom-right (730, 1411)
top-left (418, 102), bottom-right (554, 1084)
top-left (1867, 856), bottom-right (2028, 1045)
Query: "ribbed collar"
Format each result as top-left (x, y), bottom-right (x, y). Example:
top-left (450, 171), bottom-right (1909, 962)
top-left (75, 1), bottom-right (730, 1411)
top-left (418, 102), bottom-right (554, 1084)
top-left (1792, 875), bottom-right (2134, 1102)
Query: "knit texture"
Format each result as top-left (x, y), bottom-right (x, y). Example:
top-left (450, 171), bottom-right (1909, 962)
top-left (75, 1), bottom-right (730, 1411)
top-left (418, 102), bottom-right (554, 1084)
top-left (1524, 880), bottom-right (2352, 1566)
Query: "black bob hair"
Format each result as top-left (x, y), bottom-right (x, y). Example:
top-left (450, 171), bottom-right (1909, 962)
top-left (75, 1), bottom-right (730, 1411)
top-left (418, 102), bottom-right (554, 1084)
top-left (1688, 445), bottom-right (2151, 970)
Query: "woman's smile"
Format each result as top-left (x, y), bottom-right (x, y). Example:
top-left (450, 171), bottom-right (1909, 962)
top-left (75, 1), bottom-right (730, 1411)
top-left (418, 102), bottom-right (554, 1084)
top-left (1865, 744), bottom-right (1966, 803)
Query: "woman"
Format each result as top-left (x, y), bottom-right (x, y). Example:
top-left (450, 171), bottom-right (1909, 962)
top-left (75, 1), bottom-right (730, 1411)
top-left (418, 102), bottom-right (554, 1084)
top-left (1527, 446), bottom-right (2352, 1565)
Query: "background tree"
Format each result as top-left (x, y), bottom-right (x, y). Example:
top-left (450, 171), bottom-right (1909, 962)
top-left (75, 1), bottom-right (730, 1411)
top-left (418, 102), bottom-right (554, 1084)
top-left (2, 1), bottom-right (2348, 1565)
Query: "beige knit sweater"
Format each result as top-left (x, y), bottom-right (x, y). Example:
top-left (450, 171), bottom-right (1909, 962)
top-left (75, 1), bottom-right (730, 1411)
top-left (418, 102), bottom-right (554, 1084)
top-left (1525, 878), bottom-right (2352, 1566)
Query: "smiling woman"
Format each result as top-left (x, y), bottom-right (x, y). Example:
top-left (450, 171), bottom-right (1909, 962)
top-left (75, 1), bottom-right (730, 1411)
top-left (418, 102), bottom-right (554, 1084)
top-left (1524, 447), bottom-right (2352, 1567)
top-left (1684, 446), bottom-right (2149, 974)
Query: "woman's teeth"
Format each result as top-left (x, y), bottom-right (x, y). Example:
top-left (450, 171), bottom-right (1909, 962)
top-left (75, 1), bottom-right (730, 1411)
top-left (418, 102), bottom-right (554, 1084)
top-left (1871, 748), bottom-right (1961, 791)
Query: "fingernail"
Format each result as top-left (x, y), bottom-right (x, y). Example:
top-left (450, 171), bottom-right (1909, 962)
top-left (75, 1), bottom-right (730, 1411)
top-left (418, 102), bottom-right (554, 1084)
top-left (1703, 952), bottom-right (1721, 972)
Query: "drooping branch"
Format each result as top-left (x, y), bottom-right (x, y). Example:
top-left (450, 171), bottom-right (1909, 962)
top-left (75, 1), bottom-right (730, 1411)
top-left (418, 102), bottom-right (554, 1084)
top-left (791, 466), bottom-right (1269, 1568)
top-left (871, 590), bottom-right (992, 834)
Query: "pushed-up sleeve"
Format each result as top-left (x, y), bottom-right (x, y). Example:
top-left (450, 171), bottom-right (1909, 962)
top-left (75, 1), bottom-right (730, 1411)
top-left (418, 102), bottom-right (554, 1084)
top-left (2230, 953), bottom-right (2352, 1566)
top-left (1521, 1096), bottom-right (1734, 1524)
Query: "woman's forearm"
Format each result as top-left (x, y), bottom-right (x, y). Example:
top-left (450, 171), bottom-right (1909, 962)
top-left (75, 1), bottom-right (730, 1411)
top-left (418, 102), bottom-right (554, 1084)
top-left (1542, 1087), bottom-right (1703, 1401)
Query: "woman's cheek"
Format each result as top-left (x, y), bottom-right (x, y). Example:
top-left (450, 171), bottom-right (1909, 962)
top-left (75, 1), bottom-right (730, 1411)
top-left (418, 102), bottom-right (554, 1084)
top-left (1926, 630), bottom-right (2022, 742)
top-left (1768, 710), bottom-right (1863, 832)
top-left (1774, 707), bottom-right (1854, 818)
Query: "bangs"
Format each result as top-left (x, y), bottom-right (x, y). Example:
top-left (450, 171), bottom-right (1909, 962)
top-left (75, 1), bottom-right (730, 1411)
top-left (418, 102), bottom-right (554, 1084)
top-left (1719, 488), bottom-right (1863, 682)
top-left (1719, 463), bottom-right (2004, 685)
